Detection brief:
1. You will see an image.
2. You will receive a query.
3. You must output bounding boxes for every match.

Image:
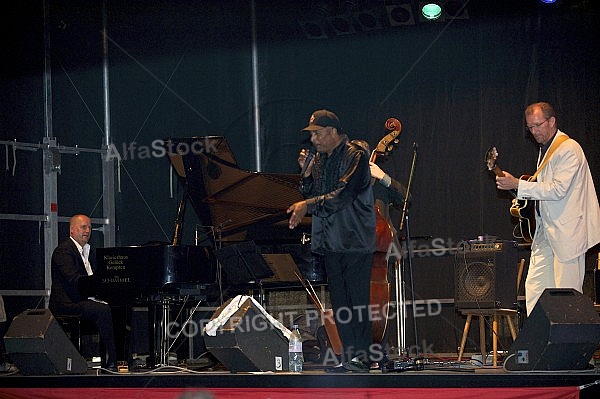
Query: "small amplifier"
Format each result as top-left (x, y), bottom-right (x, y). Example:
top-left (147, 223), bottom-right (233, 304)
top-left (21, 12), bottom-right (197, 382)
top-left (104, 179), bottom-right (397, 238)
top-left (454, 240), bottom-right (518, 309)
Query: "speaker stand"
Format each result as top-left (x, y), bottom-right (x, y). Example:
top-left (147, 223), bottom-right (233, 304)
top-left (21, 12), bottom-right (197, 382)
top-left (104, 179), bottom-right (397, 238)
top-left (456, 308), bottom-right (518, 366)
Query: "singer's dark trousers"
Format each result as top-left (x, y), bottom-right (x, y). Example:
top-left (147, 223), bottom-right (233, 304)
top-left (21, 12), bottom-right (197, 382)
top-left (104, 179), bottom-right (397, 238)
top-left (323, 251), bottom-right (374, 363)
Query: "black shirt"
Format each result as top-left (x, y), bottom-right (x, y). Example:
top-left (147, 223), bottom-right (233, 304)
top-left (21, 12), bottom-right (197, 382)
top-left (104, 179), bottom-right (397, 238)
top-left (300, 137), bottom-right (376, 254)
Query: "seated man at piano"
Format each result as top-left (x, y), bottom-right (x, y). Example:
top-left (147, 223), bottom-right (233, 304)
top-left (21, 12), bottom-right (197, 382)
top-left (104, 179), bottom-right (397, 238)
top-left (49, 214), bottom-right (117, 371)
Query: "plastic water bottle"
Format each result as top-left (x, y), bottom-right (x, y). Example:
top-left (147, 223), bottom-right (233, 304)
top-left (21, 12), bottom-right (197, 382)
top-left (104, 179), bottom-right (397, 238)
top-left (288, 324), bottom-right (303, 372)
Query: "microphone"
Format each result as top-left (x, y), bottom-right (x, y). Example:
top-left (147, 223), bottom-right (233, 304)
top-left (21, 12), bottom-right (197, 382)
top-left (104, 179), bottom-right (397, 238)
top-left (300, 148), bottom-right (315, 177)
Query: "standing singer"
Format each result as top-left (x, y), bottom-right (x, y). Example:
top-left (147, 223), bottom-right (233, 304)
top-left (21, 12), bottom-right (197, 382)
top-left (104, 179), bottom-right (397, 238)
top-left (287, 109), bottom-right (375, 372)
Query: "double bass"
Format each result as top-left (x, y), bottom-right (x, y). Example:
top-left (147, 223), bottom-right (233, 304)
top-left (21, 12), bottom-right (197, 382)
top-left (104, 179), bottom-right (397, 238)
top-left (369, 118), bottom-right (402, 344)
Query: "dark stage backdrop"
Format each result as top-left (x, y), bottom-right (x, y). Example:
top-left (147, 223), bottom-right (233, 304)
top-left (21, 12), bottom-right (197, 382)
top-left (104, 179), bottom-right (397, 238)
top-left (1, 1), bottom-right (599, 330)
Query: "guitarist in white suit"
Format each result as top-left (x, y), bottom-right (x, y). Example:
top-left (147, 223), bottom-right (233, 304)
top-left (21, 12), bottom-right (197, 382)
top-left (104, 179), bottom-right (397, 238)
top-left (496, 102), bottom-right (600, 315)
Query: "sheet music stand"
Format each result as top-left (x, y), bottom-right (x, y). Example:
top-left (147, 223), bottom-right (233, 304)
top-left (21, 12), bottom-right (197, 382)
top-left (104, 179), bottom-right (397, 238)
top-left (215, 241), bottom-right (274, 285)
top-left (261, 253), bottom-right (302, 283)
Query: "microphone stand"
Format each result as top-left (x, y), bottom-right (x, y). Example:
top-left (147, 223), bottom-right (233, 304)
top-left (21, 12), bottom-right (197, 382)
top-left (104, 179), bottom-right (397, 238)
top-left (395, 142), bottom-right (418, 358)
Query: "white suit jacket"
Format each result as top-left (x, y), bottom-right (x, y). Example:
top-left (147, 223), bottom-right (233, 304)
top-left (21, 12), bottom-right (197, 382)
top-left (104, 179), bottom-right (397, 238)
top-left (517, 130), bottom-right (600, 262)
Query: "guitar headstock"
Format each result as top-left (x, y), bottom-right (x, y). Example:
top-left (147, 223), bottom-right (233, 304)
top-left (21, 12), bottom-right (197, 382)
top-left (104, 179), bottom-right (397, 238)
top-left (485, 146), bottom-right (499, 171)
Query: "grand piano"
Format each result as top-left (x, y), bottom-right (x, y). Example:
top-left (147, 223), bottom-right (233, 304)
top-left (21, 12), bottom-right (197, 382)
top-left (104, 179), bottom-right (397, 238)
top-left (95, 136), bottom-right (317, 299)
top-left (167, 136), bottom-right (311, 244)
top-left (93, 136), bottom-right (317, 366)
top-left (164, 136), bottom-right (316, 284)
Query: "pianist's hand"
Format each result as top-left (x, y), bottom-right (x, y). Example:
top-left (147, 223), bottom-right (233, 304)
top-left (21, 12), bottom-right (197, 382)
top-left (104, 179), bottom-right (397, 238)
top-left (287, 200), bottom-right (308, 229)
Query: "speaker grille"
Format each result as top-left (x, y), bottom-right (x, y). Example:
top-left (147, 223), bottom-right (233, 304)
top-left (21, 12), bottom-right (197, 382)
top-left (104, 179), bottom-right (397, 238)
top-left (459, 260), bottom-right (494, 300)
top-left (454, 241), bottom-right (518, 309)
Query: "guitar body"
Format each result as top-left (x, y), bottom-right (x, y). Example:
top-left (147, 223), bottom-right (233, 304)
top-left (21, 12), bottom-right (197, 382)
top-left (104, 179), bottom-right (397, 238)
top-left (507, 174), bottom-right (536, 243)
top-left (485, 148), bottom-right (536, 243)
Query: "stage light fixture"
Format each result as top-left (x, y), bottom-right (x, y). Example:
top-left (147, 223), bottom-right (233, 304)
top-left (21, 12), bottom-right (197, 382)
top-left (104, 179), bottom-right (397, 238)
top-left (421, 3), bottom-right (442, 20)
top-left (298, 19), bottom-right (328, 39)
top-left (418, 1), bottom-right (468, 23)
top-left (327, 14), bottom-right (356, 36)
top-left (443, 0), bottom-right (468, 20)
top-left (354, 8), bottom-right (383, 31)
top-left (540, 0), bottom-right (557, 3)
top-left (297, 0), bottom-right (334, 40)
top-left (386, 4), bottom-right (416, 26)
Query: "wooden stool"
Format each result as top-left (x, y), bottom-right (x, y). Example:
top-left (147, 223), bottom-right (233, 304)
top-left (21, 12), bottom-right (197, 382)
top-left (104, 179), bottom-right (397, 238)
top-left (457, 308), bottom-right (518, 366)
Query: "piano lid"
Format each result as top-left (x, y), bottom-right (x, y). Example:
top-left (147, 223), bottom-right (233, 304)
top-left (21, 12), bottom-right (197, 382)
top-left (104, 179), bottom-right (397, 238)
top-left (165, 136), bottom-right (306, 238)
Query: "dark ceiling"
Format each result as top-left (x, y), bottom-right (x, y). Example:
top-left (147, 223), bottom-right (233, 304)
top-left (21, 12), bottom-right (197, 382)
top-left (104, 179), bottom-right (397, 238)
top-left (2, 0), bottom-right (598, 83)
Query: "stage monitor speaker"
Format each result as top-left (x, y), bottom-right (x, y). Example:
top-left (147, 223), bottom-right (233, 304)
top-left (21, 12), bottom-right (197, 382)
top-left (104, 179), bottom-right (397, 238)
top-left (3, 309), bottom-right (88, 375)
top-left (454, 241), bottom-right (518, 309)
top-left (505, 288), bottom-right (600, 371)
top-left (204, 296), bottom-right (289, 372)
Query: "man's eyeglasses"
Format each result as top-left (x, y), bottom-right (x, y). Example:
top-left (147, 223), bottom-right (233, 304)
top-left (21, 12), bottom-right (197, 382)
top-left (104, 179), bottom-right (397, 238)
top-left (526, 118), bottom-right (549, 130)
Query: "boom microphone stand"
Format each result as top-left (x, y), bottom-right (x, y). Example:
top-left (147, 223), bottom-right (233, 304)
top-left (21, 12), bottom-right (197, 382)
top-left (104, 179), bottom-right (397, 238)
top-left (394, 142), bottom-right (419, 359)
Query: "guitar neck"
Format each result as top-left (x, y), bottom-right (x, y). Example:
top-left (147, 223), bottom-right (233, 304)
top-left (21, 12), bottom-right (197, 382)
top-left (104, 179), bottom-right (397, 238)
top-left (492, 164), bottom-right (518, 198)
top-left (491, 165), bottom-right (504, 178)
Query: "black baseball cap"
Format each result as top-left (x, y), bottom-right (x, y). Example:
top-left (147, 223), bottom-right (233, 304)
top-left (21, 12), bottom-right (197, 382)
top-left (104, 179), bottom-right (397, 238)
top-left (302, 109), bottom-right (341, 132)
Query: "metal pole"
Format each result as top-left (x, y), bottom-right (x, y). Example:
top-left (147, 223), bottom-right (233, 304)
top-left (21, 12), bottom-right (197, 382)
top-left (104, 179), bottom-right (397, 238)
top-left (250, 0), bottom-right (262, 171)
top-left (43, 1), bottom-right (52, 140)
top-left (101, 0), bottom-right (116, 247)
top-left (42, 0), bottom-right (58, 308)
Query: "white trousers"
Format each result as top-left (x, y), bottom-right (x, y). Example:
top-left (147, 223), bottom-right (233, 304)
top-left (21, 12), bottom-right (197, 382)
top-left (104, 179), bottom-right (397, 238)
top-left (525, 225), bottom-right (586, 315)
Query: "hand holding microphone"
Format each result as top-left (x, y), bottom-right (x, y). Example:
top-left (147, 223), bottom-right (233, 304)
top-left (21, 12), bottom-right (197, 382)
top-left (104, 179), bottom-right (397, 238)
top-left (299, 148), bottom-right (315, 177)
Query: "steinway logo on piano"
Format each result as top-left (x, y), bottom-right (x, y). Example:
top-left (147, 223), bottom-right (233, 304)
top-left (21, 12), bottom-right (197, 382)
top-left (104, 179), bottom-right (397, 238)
top-left (101, 276), bottom-right (131, 284)
top-left (104, 137), bottom-right (219, 161)
top-left (103, 254), bottom-right (128, 271)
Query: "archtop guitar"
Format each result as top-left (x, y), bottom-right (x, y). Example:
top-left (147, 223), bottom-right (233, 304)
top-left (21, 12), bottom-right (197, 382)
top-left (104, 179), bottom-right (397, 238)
top-left (485, 146), bottom-right (535, 243)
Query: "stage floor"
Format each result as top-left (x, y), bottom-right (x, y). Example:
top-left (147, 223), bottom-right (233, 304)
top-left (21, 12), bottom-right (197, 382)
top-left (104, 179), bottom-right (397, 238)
top-left (2, 361), bottom-right (600, 399)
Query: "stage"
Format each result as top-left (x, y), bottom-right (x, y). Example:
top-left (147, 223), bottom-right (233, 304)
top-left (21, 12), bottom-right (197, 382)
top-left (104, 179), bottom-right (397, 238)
top-left (2, 273), bottom-right (600, 399)
top-left (3, 292), bottom-right (600, 399)
top-left (1, 361), bottom-right (600, 399)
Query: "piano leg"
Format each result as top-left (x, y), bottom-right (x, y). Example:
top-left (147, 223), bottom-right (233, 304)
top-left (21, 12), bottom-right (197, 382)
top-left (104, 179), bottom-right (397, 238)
top-left (144, 301), bottom-right (165, 369)
top-left (143, 293), bottom-right (208, 369)
top-left (159, 299), bottom-right (172, 367)
top-left (144, 299), bottom-right (172, 368)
